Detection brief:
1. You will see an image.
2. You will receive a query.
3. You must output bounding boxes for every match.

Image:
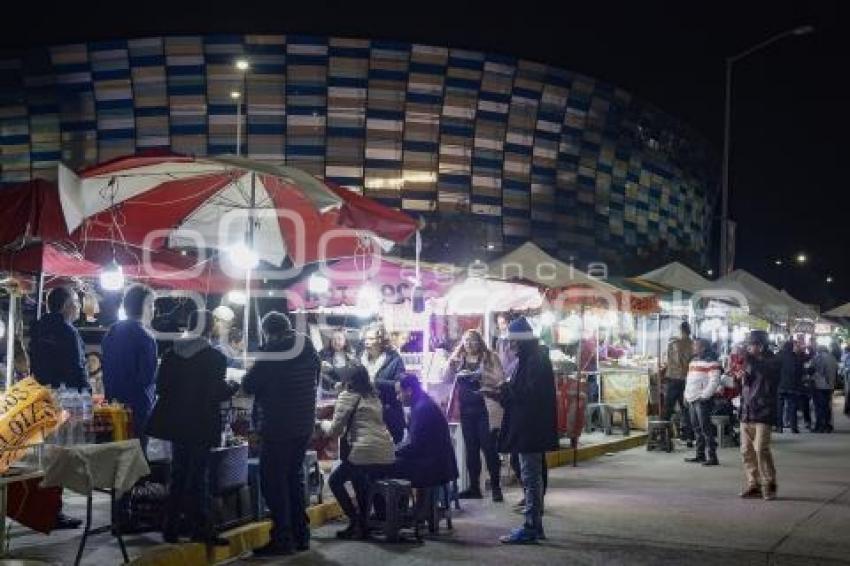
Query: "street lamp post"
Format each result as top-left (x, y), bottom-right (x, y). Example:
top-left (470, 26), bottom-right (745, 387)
top-left (234, 59), bottom-right (250, 156)
top-left (719, 25), bottom-right (814, 276)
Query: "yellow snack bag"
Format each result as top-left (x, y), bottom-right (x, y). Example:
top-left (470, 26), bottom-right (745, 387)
top-left (0, 377), bottom-right (63, 473)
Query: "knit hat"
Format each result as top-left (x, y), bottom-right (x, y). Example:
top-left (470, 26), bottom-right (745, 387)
top-left (507, 316), bottom-right (535, 341)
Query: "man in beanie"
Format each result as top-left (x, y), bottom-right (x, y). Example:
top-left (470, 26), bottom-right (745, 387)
top-left (243, 311), bottom-right (319, 556)
top-left (498, 317), bottom-right (558, 544)
top-left (739, 330), bottom-right (780, 501)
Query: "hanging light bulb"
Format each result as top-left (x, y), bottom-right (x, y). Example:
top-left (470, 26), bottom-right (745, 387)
top-left (227, 290), bottom-right (248, 306)
top-left (356, 283), bottom-right (382, 318)
top-left (226, 242), bottom-right (259, 271)
top-left (308, 273), bottom-right (330, 294)
top-left (100, 261), bottom-right (125, 292)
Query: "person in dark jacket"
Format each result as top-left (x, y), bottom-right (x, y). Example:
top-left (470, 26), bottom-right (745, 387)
top-left (776, 340), bottom-right (802, 433)
top-left (102, 284), bottom-right (158, 450)
top-left (498, 317), bottom-right (558, 545)
top-left (26, 286), bottom-right (85, 530)
top-left (395, 373), bottom-right (458, 489)
top-left (738, 330), bottom-right (780, 501)
top-left (360, 323), bottom-right (406, 443)
top-left (243, 312), bottom-right (319, 557)
top-left (147, 309), bottom-right (238, 546)
top-left (28, 286), bottom-right (88, 391)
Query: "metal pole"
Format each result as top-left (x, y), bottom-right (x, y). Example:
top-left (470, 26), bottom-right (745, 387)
top-left (5, 292), bottom-right (17, 390)
top-left (36, 271), bottom-right (45, 319)
top-left (236, 97), bottom-right (243, 157)
top-left (243, 172), bottom-right (256, 366)
top-left (720, 58), bottom-right (732, 277)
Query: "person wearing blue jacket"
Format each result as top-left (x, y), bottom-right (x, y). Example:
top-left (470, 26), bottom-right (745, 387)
top-left (102, 284), bottom-right (158, 450)
top-left (360, 324), bottom-right (406, 443)
top-left (28, 286), bottom-right (88, 391)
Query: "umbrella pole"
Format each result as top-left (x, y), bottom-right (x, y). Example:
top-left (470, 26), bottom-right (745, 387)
top-left (5, 290), bottom-right (17, 390)
top-left (243, 269), bottom-right (251, 367)
top-left (36, 271), bottom-right (45, 320)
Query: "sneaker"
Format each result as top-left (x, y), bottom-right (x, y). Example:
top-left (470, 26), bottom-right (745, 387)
top-left (54, 513), bottom-right (82, 530)
top-left (684, 455), bottom-right (706, 463)
top-left (499, 526), bottom-right (539, 545)
top-left (702, 456), bottom-right (719, 467)
top-left (739, 486), bottom-right (761, 499)
top-left (253, 541), bottom-right (294, 557)
top-left (458, 487), bottom-right (483, 499)
top-left (762, 483), bottom-right (777, 501)
top-left (492, 487), bottom-right (504, 503)
top-left (335, 521), bottom-right (362, 540)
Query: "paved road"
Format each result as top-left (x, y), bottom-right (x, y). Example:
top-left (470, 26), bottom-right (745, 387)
top-left (246, 398), bottom-right (850, 566)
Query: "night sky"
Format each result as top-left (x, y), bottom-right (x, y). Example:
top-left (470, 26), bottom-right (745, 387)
top-left (4, 1), bottom-right (847, 308)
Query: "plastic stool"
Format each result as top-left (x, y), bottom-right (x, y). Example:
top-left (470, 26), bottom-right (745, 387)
top-left (646, 419), bottom-right (673, 452)
top-left (367, 479), bottom-right (419, 542)
top-left (710, 415), bottom-right (731, 448)
top-left (606, 404), bottom-right (630, 436)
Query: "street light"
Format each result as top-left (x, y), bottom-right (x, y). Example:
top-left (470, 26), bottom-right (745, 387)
top-left (233, 59), bottom-right (250, 155)
top-left (826, 276), bottom-right (833, 284)
top-left (719, 25), bottom-right (814, 276)
top-left (796, 253), bottom-right (807, 264)
top-left (774, 259), bottom-right (783, 266)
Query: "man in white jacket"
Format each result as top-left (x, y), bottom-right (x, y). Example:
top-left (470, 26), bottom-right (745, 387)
top-left (683, 339), bottom-right (722, 466)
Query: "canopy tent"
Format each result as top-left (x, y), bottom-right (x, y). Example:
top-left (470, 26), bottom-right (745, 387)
top-left (59, 153), bottom-right (419, 267)
top-left (431, 278), bottom-right (544, 315)
top-left (704, 269), bottom-right (816, 323)
top-left (825, 302), bottom-right (850, 318)
top-left (633, 261), bottom-right (711, 295)
top-left (486, 242), bottom-right (620, 294)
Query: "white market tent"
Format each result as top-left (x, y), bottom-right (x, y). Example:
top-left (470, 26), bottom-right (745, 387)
top-left (634, 261), bottom-right (710, 294)
top-left (825, 302), bottom-right (850, 317)
top-left (486, 242), bottom-right (620, 295)
top-left (705, 269), bottom-right (816, 323)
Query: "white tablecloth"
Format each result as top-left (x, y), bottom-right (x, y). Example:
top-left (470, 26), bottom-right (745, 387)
top-left (41, 440), bottom-right (150, 496)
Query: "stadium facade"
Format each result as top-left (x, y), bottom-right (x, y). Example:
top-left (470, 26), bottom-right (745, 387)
top-left (0, 34), bottom-right (716, 264)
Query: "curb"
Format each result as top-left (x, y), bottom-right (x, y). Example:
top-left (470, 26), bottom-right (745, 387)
top-left (132, 435), bottom-right (645, 564)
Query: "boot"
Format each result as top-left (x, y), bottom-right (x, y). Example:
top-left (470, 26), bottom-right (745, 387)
top-left (702, 454), bottom-right (719, 466)
top-left (739, 485), bottom-right (761, 499)
top-left (458, 486), bottom-right (483, 499)
top-left (762, 483), bottom-right (777, 501)
top-left (684, 454), bottom-right (706, 463)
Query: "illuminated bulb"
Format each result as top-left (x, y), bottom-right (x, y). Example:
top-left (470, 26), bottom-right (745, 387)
top-left (100, 261), bottom-right (125, 292)
top-left (227, 290), bottom-right (248, 306)
top-left (308, 273), bottom-right (330, 294)
top-left (226, 242), bottom-right (259, 270)
top-left (355, 284), bottom-right (381, 318)
top-left (796, 253), bottom-right (807, 264)
top-left (230, 90), bottom-right (242, 100)
top-left (235, 59), bottom-right (250, 71)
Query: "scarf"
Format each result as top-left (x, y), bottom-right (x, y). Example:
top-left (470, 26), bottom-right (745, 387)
top-left (361, 351), bottom-right (387, 383)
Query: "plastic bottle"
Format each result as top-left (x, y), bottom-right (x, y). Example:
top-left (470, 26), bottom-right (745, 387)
top-left (56, 385), bottom-right (70, 444)
top-left (67, 390), bottom-right (82, 444)
top-left (80, 389), bottom-right (93, 443)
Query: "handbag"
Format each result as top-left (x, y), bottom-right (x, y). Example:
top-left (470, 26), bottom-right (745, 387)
top-left (338, 395), bottom-right (361, 462)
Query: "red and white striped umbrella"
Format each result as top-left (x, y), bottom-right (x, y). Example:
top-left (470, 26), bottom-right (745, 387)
top-left (59, 153), bottom-right (419, 268)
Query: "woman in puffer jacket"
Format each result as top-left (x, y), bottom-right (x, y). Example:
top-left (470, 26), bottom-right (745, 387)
top-left (319, 365), bottom-right (395, 539)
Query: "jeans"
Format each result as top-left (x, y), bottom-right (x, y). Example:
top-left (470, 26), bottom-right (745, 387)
top-left (510, 452), bottom-right (548, 495)
top-left (519, 453), bottom-right (544, 536)
top-left (165, 443), bottom-right (211, 539)
top-left (328, 461), bottom-right (385, 523)
top-left (740, 423), bottom-right (775, 488)
top-left (260, 436), bottom-right (310, 547)
top-left (460, 410), bottom-right (500, 491)
top-left (813, 389), bottom-right (833, 431)
top-left (663, 379), bottom-right (692, 440)
top-left (383, 401), bottom-right (406, 444)
top-left (798, 390), bottom-right (812, 426)
top-left (778, 391), bottom-right (798, 430)
top-left (688, 399), bottom-right (716, 459)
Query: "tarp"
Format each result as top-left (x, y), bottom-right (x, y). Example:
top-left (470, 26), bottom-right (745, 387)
top-left (634, 261), bottom-right (711, 294)
top-left (704, 269), bottom-right (816, 322)
top-left (287, 256), bottom-right (457, 309)
top-left (825, 302), bottom-right (850, 317)
top-left (486, 242), bottom-right (620, 294)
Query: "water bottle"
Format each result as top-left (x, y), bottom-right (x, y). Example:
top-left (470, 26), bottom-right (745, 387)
top-left (80, 389), bottom-right (93, 443)
top-left (68, 390), bottom-right (82, 444)
top-left (56, 385), bottom-right (69, 444)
